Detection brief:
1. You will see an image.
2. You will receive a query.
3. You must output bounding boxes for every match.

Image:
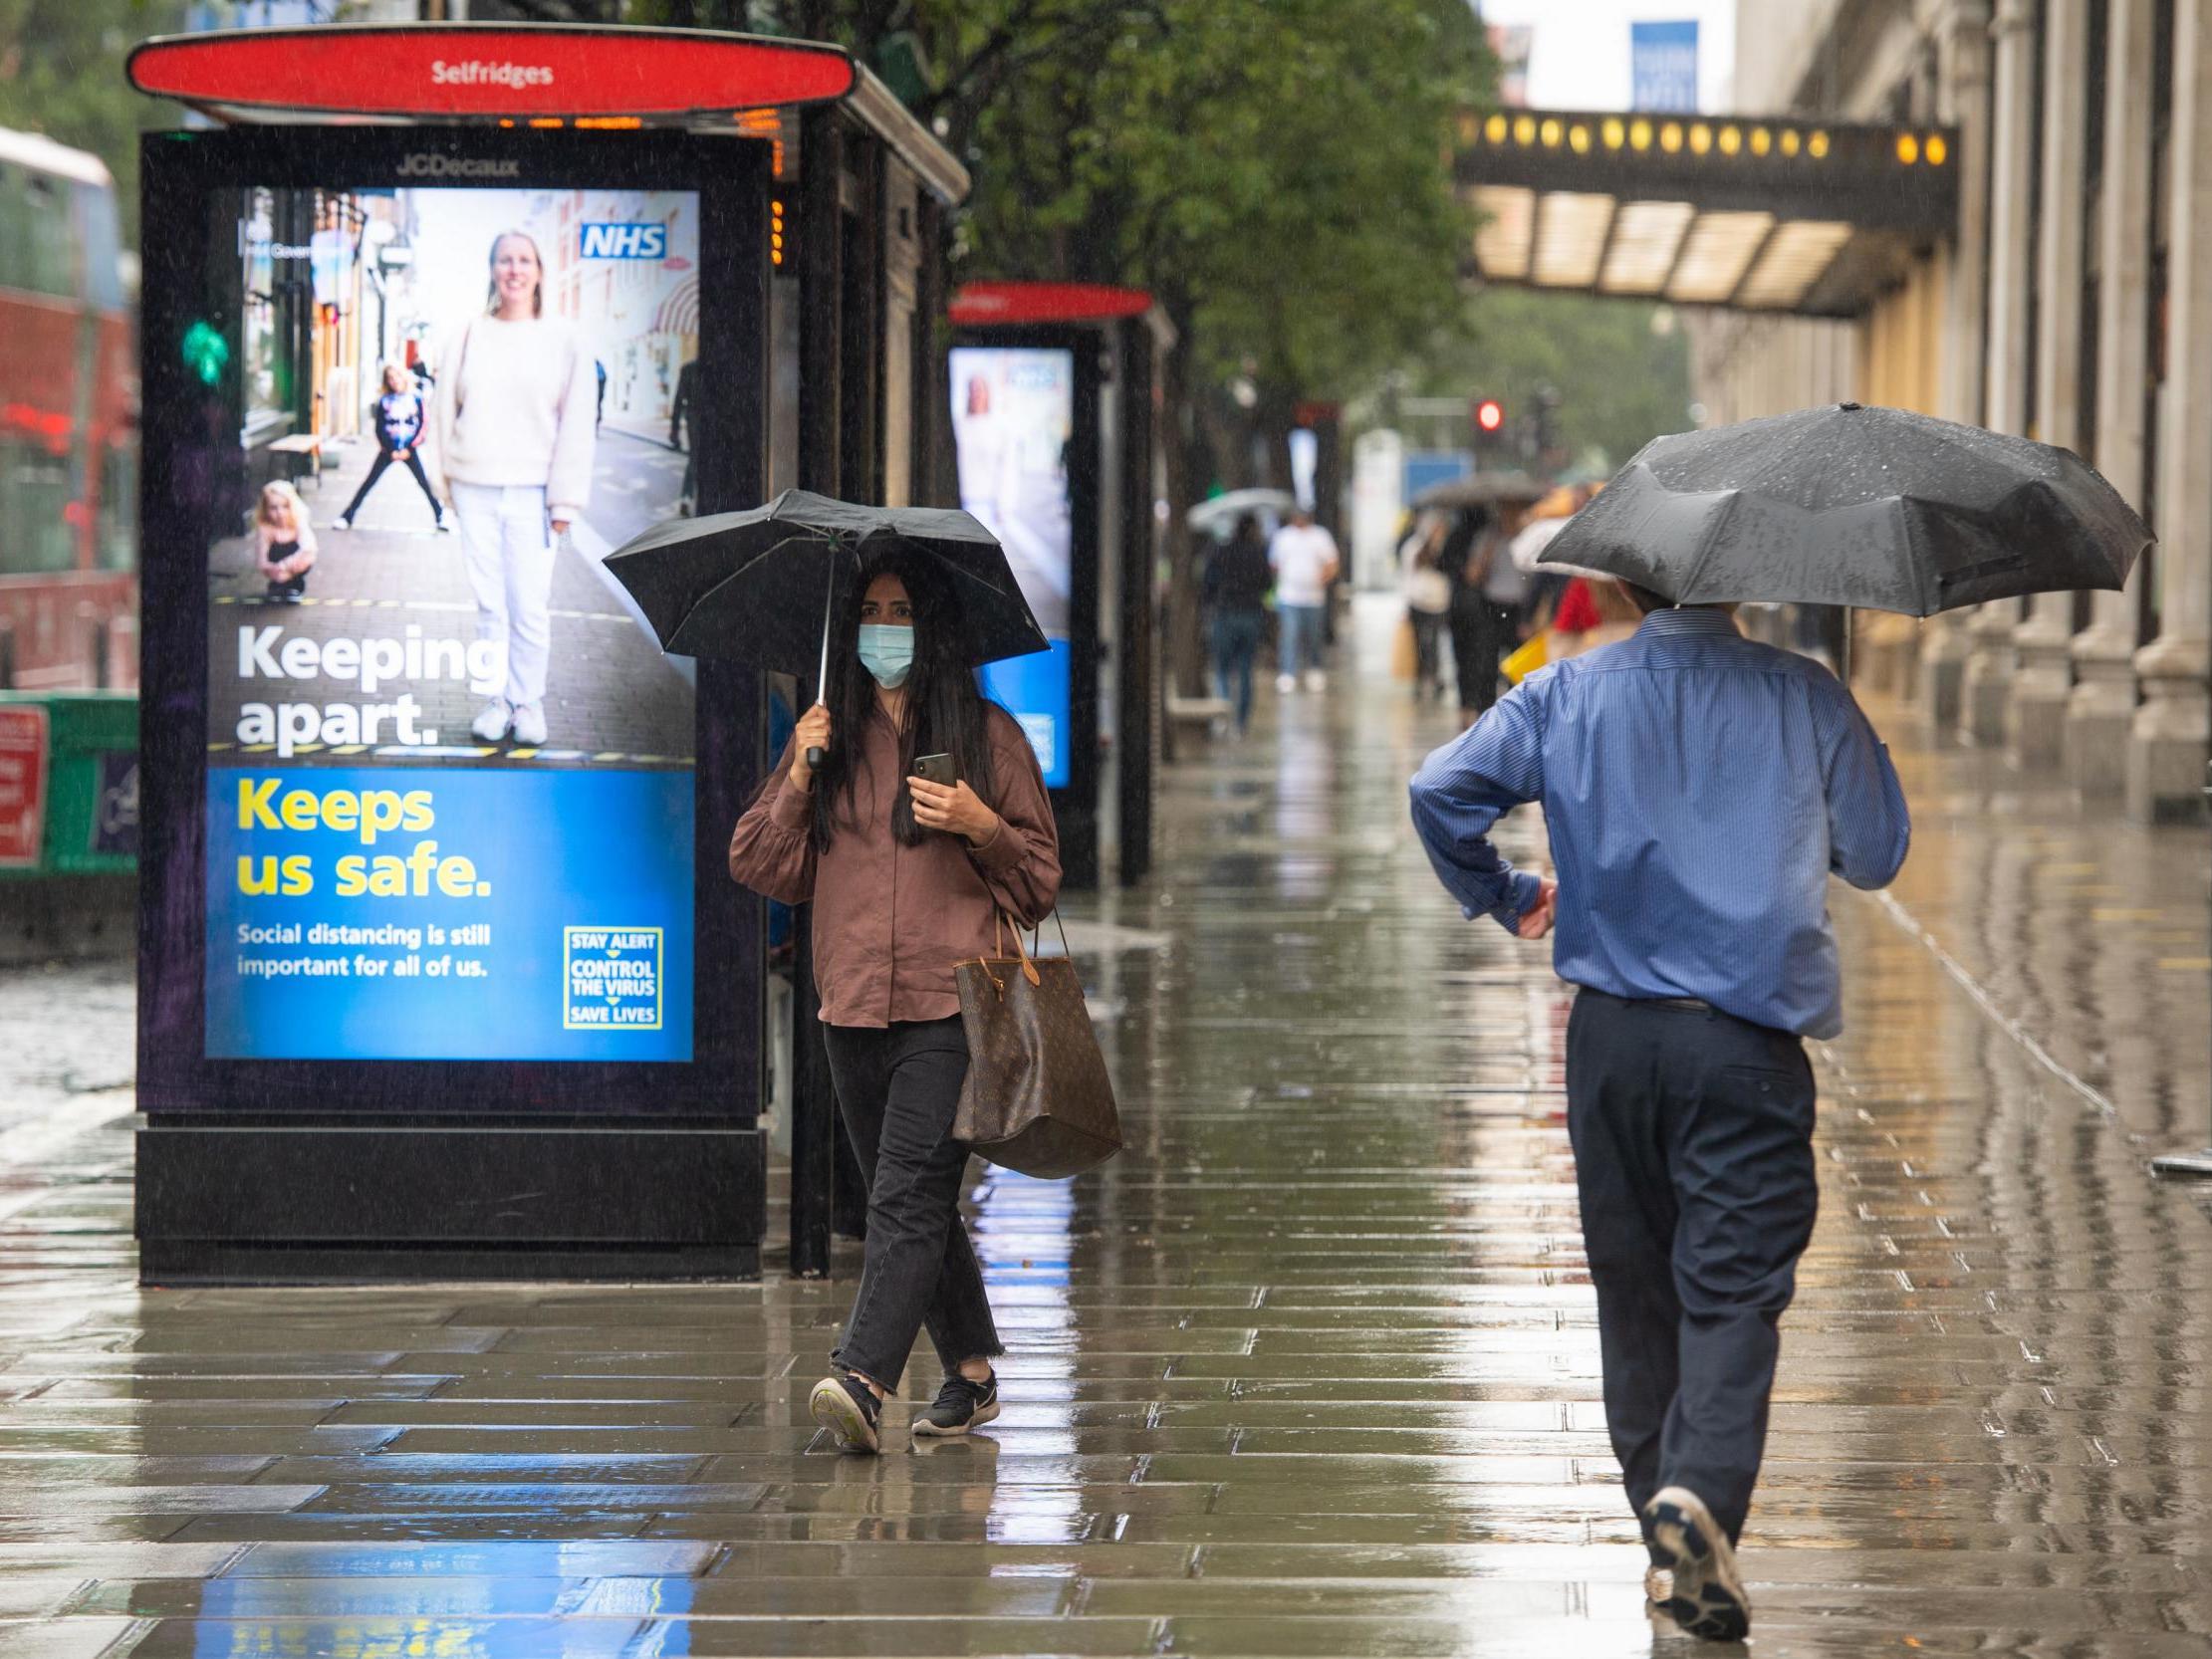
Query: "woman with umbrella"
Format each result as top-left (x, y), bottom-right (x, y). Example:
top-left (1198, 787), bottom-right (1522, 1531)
top-left (727, 544), bottom-right (1062, 1456)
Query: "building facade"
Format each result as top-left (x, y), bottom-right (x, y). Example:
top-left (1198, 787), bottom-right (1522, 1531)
top-left (1694, 0), bottom-right (2209, 822)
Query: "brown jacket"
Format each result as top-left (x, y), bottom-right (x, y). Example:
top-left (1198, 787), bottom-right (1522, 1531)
top-left (728, 705), bottom-right (1062, 1028)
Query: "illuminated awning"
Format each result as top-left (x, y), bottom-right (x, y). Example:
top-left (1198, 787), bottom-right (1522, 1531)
top-left (1455, 110), bottom-right (1957, 317)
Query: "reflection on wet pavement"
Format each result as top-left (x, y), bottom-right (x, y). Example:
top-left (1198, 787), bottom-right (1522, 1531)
top-left (1, 604), bottom-right (2208, 1656)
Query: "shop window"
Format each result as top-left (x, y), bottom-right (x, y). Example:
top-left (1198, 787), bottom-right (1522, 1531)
top-left (0, 441), bottom-right (79, 575)
top-left (0, 163), bottom-right (80, 300)
top-left (98, 441), bottom-right (136, 573)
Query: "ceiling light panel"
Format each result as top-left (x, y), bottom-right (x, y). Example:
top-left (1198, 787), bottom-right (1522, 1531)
top-left (1599, 199), bottom-right (1695, 293)
top-left (1533, 191), bottom-right (1615, 287)
top-left (1665, 210), bottom-right (1776, 304)
top-left (1472, 185), bottom-right (1536, 280)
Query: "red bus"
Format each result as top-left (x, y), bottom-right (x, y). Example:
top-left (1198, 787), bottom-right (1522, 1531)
top-left (0, 127), bottom-right (137, 690)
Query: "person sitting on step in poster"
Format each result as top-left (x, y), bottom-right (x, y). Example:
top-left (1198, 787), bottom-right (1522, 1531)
top-left (253, 481), bottom-right (318, 603)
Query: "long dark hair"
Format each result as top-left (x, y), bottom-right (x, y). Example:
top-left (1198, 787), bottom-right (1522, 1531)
top-left (813, 545), bottom-right (1001, 853)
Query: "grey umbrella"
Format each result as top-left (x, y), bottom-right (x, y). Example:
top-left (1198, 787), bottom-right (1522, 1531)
top-left (1411, 470), bottom-right (1549, 511)
top-left (1539, 403), bottom-right (2151, 614)
top-left (1187, 488), bottom-right (1298, 538)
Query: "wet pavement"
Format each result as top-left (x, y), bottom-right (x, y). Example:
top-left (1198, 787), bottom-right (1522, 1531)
top-left (2, 598), bottom-right (2209, 1655)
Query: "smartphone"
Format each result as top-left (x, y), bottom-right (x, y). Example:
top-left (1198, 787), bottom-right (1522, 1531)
top-left (913, 753), bottom-right (957, 787)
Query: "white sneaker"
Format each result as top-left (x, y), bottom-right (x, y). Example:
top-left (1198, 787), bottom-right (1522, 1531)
top-left (1276, 673), bottom-right (1297, 694)
top-left (1304, 669), bottom-right (1327, 691)
top-left (470, 699), bottom-right (513, 743)
top-left (509, 702), bottom-right (548, 746)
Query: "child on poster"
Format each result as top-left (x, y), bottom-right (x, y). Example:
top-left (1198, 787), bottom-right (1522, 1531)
top-left (255, 482), bottom-right (318, 602)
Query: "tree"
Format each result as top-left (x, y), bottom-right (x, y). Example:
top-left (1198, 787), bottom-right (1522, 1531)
top-left (0, 0), bottom-right (192, 240)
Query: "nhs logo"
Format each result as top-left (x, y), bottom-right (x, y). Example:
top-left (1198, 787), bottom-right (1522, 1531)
top-left (580, 223), bottom-right (668, 260)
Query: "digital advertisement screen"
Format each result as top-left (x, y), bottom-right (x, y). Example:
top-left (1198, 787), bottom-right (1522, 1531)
top-left (203, 182), bottom-right (701, 1063)
top-left (950, 346), bottom-right (1074, 789)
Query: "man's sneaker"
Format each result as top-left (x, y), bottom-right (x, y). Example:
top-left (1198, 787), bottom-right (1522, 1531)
top-left (435, 517), bottom-right (454, 534)
top-left (509, 702), bottom-right (548, 746)
top-left (333, 516), bottom-right (354, 531)
top-left (1275, 673), bottom-right (1297, 693)
top-left (1304, 668), bottom-right (1327, 691)
top-left (808, 1373), bottom-right (881, 1455)
top-left (470, 699), bottom-right (513, 743)
top-left (910, 1371), bottom-right (1000, 1438)
top-left (1644, 1487), bottom-right (1750, 1641)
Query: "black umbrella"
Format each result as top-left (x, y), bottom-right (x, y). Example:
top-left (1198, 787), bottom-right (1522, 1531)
top-left (1411, 470), bottom-right (1549, 512)
top-left (606, 489), bottom-right (1049, 766)
top-left (1539, 403), bottom-right (2150, 614)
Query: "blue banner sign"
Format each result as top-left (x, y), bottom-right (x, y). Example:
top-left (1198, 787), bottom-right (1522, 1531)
top-left (1631, 20), bottom-right (1700, 114)
top-left (204, 766), bottom-right (695, 1062)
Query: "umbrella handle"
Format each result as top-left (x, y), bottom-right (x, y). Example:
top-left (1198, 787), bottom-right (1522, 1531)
top-left (806, 554), bottom-right (839, 774)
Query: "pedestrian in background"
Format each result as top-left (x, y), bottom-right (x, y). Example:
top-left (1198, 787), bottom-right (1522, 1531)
top-left (1398, 513), bottom-right (1452, 702)
top-left (1409, 586), bottom-right (1909, 1644)
top-left (727, 548), bottom-right (1061, 1457)
top-left (670, 356), bottom-right (698, 515)
top-left (433, 228), bottom-right (597, 749)
top-left (1267, 506), bottom-right (1340, 693)
top-left (1437, 505), bottom-right (1504, 729)
top-left (1549, 576), bottom-right (1642, 660)
top-left (334, 364), bottom-right (446, 534)
top-left (1204, 514), bottom-right (1273, 736)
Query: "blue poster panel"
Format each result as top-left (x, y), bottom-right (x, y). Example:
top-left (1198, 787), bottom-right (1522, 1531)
top-left (202, 180), bottom-right (703, 1061)
top-left (1631, 20), bottom-right (1700, 114)
top-left (949, 346), bottom-right (1075, 788)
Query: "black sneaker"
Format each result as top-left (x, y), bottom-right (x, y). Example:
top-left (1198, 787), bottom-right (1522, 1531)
top-left (1644, 1487), bottom-right (1750, 1641)
top-left (807, 1373), bottom-right (881, 1455)
top-left (910, 1370), bottom-right (1000, 1437)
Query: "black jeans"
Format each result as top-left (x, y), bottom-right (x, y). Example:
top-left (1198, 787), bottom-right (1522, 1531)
top-left (1448, 593), bottom-right (1512, 714)
top-left (1410, 609), bottom-right (1447, 693)
top-left (341, 446), bottom-right (443, 524)
top-left (1565, 989), bottom-right (1820, 1547)
top-left (823, 1017), bottom-right (1003, 1389)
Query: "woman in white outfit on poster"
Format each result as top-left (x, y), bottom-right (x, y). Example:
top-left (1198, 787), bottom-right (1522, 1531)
top-left (433, 229), bottom-right (596, 748)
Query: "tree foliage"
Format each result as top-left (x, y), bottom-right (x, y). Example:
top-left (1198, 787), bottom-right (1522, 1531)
top-left (0, 0), bottom-right (190, 239)
top-left (1401, 288), bottom-right (1695, 475)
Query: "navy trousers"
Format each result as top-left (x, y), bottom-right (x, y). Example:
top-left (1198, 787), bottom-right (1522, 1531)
top-left (1565, 989), bottom-right (1820, 1546)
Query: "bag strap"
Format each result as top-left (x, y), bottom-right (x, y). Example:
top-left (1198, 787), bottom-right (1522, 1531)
top-left (995, 909), bottom-right (1043, 988)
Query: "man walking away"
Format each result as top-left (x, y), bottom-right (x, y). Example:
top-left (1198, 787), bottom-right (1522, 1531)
top-left (1267, 507), bottom-right (1340, 693)
top-left (1407, 590), bottom-right (1908, 1642)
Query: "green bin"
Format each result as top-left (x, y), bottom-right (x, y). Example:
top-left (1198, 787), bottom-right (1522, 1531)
top-left (0, 691), bottom-right (139, 877)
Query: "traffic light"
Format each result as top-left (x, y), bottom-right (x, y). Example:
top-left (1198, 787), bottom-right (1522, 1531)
top-left (181, 321), bottom-right (230, 388)
top-left (1472, 396), bottom-right (1506, 448)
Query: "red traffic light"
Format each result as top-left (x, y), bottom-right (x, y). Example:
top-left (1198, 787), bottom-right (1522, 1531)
top-left (1474, 397), bottom-right (1505, 434)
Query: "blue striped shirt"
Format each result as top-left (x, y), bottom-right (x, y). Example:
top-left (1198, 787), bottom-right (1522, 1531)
top-left (1408, 606), bottom-right (1909, 1039)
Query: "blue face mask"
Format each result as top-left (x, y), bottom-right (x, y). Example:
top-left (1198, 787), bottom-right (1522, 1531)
top-left (858, 623), bottom-right (915, 689)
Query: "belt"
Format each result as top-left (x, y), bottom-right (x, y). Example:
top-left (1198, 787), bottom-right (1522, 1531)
top-left (1580, 989), bottom-right (1717, 1014)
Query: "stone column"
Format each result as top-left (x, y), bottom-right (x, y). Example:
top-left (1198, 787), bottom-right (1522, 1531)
top-left (2069, 0), bottom-right (2155, 794)
top-left (1963, 0), bottom-right (2038, 746)
top-left (1923, 0), bottom-right (1994, 728)
top-left (2008, 0), bottom-right (2089, 767)
top-left (2130, 0), bottom-right (2212, 821)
